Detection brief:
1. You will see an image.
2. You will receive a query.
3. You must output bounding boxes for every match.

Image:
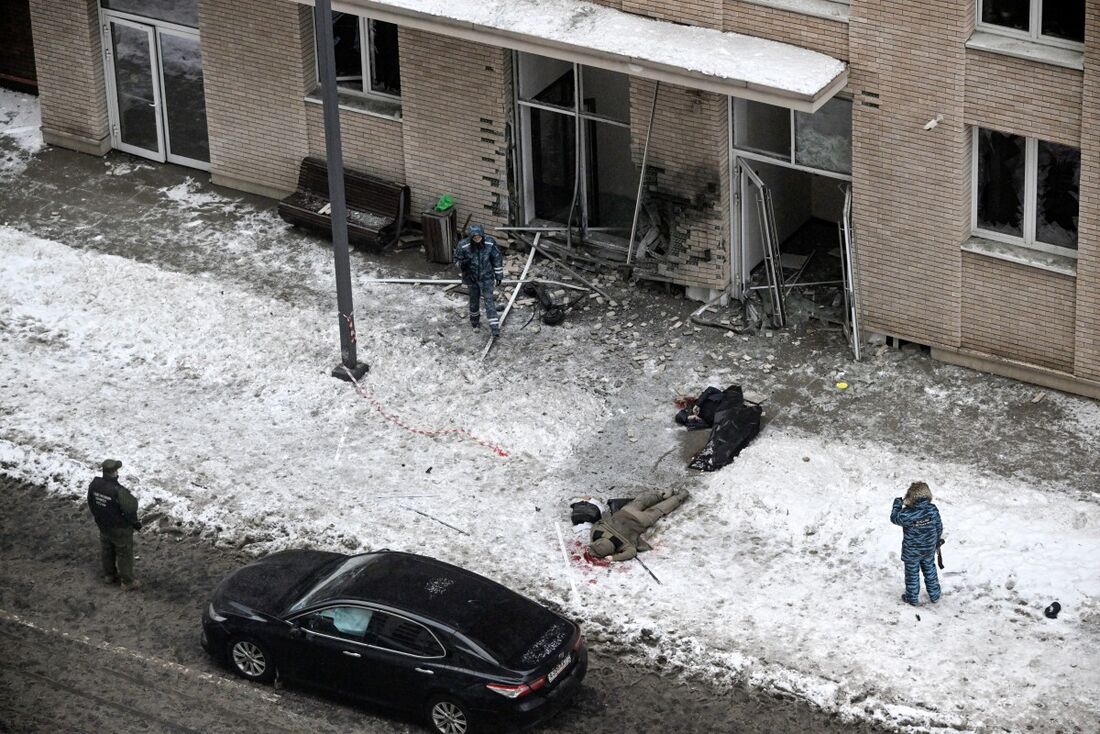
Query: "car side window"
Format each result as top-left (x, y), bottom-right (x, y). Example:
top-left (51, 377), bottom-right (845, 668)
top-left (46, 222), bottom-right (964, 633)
top-left (300, 605), bottom-right (374, 643)
top-left (367, 611), bottom-right (444, 657)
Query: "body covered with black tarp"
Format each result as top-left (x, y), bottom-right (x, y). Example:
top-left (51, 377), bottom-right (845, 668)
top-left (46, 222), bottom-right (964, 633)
top-left (678, 385), bottom-right (762, 472)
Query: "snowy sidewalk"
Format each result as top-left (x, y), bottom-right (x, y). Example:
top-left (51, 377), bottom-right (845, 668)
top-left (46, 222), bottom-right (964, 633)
top-left (2, 91), bottom-right (1099, 732)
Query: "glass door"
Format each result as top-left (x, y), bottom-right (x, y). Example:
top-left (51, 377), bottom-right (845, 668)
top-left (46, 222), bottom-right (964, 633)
top-left (105, 17), bottom-right (165, 161)
top-left (517, 53), bottom-right (638, 239)
top-left (156, 28), bottom-right (209, 167)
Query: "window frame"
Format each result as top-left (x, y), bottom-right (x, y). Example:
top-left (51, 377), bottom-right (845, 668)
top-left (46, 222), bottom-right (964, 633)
top-left (315, 13), bottom-right (401, 101)
top-left (730, 96), bottom-right (854, 181)
top-left (976, 0), bottom-right (1085, 50)
top-left (971, 127), bottom-right (1080, 258)
top-left (290, 603), bottom-right (446, 659)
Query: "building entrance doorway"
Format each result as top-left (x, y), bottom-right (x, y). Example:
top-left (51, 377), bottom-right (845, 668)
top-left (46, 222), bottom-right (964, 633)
top-left (731, 96), bottom-right (860, 356)
top-left (101, 5), bottom-right (209, 169)
top-left (516, 53), bottom-right (638, 240)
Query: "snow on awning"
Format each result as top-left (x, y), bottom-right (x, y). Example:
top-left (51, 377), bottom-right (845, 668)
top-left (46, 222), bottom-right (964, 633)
top-left (320, 0), bottom-right (848, 111)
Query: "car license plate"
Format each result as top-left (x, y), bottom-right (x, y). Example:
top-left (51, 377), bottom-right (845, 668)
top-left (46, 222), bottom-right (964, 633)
top-left (548, 654), bottom-right (571, 683)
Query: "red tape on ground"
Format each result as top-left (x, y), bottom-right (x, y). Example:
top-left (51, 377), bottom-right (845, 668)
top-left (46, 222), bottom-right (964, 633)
top-left (340, 366), bottom-right (509, 458)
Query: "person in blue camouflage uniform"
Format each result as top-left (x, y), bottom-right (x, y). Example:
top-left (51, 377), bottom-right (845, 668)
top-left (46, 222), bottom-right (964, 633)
top-left (453, 224), bottom-right (504, 336)
top-left (890, 481), bottom-right (943, 605)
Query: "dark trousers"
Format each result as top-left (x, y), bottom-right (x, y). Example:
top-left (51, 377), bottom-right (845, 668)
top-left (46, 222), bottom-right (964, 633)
top-left (467, 279), bottom-right (500, 333)
top-left (903, 554), bottom-right (940, 603)
top-left (100, 527), bottom-right (135, 583)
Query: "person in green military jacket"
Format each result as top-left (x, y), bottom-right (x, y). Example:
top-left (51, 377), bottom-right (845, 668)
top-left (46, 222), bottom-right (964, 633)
top-left (588, 488), bottom-right (689, 562)
top-left (87, 459), bottom-right (142, 590)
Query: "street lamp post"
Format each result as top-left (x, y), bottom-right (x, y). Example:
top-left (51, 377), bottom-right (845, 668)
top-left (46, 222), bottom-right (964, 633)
top-left (315, 0), bottom-right (368, 381)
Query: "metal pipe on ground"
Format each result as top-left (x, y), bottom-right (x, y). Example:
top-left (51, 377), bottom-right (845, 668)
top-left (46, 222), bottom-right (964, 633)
top-left (360, 277), bottom-right (590, 291)
top-left (517, 235), bottom-right (616, 303)
top-left (481, 236), bottom-right (540, 362)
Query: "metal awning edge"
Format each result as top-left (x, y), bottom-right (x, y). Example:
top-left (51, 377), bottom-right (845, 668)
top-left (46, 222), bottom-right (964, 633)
top-left (306, 0), bottom-right (848, 111)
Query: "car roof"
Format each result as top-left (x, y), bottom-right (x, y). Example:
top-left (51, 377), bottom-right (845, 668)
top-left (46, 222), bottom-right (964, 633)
top-left (298, 551), bottom-right (569, 667)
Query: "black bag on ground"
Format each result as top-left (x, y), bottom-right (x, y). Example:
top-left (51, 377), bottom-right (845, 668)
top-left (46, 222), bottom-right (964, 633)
top-left (688, 385), bottom-right (762, 472)
top-left (570, 501), bottom-right (602, 525)
top-left (675, 386), bottom-right (725, 430)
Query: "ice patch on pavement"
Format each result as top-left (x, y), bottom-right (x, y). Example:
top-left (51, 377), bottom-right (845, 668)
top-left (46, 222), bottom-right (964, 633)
top-left (161, 178), bottom-right (235, 209)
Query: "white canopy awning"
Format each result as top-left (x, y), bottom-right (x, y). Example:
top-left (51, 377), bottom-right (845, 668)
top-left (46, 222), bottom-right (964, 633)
top-left (318, 0), bottom-right (848, 111)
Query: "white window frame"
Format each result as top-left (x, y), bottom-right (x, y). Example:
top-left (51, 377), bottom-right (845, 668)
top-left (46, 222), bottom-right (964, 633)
top-left (315, 13), bottom-right (401, 101)
top-left (976, 0), bottom-right (1085, 50)
top-left (729, 97), bottom-right (854, 181)
top-left (971, 127), bottom-right (1079, 258)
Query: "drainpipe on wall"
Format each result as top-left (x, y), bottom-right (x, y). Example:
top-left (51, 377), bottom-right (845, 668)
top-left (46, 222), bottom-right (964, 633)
top-left (315, 0), bottom-right (368, 381)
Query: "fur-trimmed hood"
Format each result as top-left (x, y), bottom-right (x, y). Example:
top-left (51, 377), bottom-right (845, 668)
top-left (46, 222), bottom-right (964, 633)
top-left (904, 481), bottom-right (933, 506)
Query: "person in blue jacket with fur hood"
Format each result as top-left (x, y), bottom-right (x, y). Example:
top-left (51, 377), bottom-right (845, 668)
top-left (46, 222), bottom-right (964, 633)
top-left (453, 224), bottom-right (504, 336)
top-left (891, 481), bottom-right (943, 605)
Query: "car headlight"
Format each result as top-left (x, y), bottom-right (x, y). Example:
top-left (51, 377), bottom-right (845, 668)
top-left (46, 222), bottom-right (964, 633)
top-left (207, 602), bottom-right (228, 623)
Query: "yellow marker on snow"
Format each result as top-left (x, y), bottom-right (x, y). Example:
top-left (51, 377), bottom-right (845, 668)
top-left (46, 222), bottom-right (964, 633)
top-left (836, 382), bottom-right (849, 390)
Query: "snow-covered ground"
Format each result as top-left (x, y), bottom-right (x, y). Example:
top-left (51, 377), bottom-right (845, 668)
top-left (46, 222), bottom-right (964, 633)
top-left (2, 91), bottom-right (1098, 733)
top-left (0, 87), bottom-right (43, 179)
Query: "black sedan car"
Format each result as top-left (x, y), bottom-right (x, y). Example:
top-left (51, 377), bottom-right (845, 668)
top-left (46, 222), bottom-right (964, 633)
top-left (201, 550), bottom-right (587, 733)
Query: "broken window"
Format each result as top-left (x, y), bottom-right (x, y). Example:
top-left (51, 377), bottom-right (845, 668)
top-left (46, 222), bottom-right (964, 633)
top-left (734, 98), bottom-right (852, 176)
top-left (974, 127), bottom-right (1079, 252)
top-left (734, 99), bottom-right (790, 160)
top-left (100, 0), bottom-right (198, 27)
top-left (517, 53), bottom-right (637, 235)
top-left (980, 0), bottom-right (1085, 43)
top-left (519, 55), bottom-right (575, 108)
top-left (322, 13), bottom-right (401, 97)
top-left (976, 128), bottom-right (1025, 239)
top-left (794, 97), bottom-right (852, 174)
top-left (1036, 141), bottom-right (1080, 248)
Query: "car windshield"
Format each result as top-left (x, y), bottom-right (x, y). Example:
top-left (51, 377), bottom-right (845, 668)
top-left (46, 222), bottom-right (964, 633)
top-left (287, 554), bottom-right (382, 613)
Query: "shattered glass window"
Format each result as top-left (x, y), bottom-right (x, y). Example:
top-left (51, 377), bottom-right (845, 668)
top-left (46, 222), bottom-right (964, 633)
top-left (518, 54), bottom-right (575, 109)
top-left (323, 14), bottom-right (402, 97)
top-left (981, 0), bottom-right (1030, 32)
top-left (794, 97), bottom-right (852, 174)
top-left (101, 0), bottom-right (198, 27)
top-left (1041, 0), bottom-right (1085, 42)
top-left (1036, 140), bottom-right (1080, 249)
top-left (733, 98), bottom-right (790, 161)
top-left (976, 128), bottom-right (1025, 239)
top-left (369, 20), bottom-right (401, 96)
top-left (331, 13), bottom-right (364, 92)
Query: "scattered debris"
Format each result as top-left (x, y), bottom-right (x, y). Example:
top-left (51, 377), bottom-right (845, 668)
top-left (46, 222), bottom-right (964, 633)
top-left (1031, 392), bottom-right (1047, 404)
top-left (1044, 601), bottom-right (1061, 619)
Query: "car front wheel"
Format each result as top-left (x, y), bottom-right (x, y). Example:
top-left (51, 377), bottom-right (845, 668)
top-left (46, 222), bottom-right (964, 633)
top-left (426, 696), bottom-right (472, 734)
top-left (228, 637), bottom-right (276, 684)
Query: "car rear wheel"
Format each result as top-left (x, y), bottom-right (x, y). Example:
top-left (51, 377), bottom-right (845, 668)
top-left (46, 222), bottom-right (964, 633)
top-left (426, 696), bottom-right (472, 734)
top-left (228, 637), bottom-right (275, 684)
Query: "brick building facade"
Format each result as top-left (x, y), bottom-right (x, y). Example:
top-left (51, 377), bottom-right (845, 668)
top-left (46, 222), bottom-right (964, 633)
top-left (25, 0), bottom-right (1100, 398)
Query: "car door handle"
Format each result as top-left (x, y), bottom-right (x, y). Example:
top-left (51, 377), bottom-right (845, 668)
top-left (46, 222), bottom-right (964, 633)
top-left (342, 650), bottom-right (362, 658)
top-left (415, 668), bottom-right (434, 675)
